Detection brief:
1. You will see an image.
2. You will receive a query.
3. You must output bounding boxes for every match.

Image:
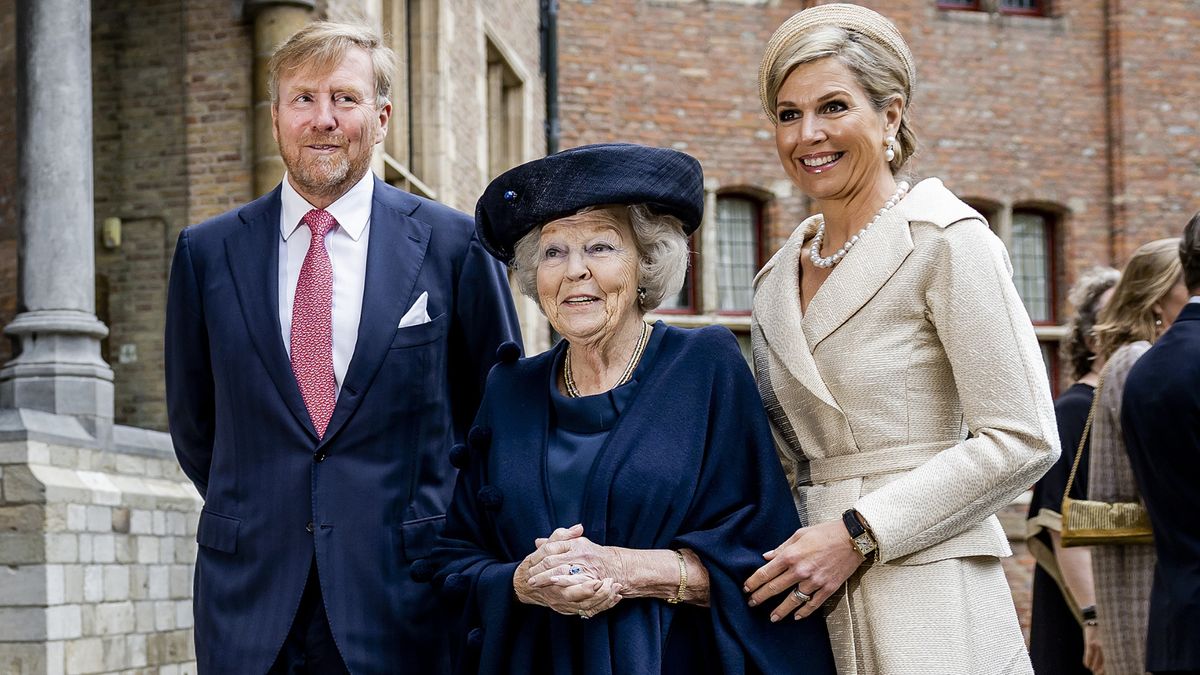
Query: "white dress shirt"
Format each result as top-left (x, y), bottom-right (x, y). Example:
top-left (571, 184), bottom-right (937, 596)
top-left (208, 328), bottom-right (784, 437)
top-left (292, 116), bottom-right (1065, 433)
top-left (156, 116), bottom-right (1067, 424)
top-left (279, 171), bottom-right (374, 393)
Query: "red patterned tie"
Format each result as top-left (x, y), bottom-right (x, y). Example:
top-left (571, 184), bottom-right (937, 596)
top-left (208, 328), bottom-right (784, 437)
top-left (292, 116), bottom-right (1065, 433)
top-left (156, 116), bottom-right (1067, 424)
top-left (291, 208), bottom-right (338, 438)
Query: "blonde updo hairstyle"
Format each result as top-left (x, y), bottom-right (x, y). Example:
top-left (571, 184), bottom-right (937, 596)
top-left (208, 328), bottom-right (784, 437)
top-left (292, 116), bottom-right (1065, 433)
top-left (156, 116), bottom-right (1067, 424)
top-left (759, 5), bottom-right (918, 174)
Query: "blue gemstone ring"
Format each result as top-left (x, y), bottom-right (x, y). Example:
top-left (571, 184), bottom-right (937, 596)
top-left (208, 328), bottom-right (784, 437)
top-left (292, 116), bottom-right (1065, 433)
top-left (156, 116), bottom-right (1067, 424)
top-left (503, 189), bottom-right (518, 202)
top-left (568, 565), bottom-right (583, 575)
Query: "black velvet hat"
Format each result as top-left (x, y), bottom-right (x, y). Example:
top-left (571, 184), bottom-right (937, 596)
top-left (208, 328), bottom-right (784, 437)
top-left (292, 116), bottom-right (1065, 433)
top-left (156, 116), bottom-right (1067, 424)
top-left (475, 143), bottom-right (704, 264)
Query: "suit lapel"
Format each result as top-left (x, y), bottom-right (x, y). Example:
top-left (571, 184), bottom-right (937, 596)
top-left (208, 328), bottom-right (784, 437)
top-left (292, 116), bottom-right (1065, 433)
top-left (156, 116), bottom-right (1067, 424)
top-left (223, 187), bottom-right (318, 437)
top-left (753, 223), bottom-right (841, 411)
top-left (319, 180), bottom-right (429, 447)
top-left (802, 208), bottom-right (914, 351)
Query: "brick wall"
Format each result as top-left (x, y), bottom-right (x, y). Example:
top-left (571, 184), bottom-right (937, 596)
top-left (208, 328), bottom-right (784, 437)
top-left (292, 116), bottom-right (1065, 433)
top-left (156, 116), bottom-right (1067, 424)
top-left (559, 0), bottom-right (810, 256)
top-left (92, 0), bottom-right (193, 431)
top-left (1106, 0), bottom-right (1200, 261)
top-left (181, 1), bottom-right (254, 225)
top-left (0, 426), bottom-right (201, 674)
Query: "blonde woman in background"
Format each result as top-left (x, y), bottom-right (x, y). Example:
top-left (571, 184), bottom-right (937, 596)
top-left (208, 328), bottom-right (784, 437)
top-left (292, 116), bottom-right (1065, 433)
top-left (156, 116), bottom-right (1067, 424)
top-left (1088, 238), bottom-right (1188, 675)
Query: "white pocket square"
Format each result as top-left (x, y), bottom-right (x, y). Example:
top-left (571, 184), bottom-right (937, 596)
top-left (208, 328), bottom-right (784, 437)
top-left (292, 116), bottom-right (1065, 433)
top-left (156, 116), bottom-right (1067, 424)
top-left (398, 291), bottom-right (431, 328)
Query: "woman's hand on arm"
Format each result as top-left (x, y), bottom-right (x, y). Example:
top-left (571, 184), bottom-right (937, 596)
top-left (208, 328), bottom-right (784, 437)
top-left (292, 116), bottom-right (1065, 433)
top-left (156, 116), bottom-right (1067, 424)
top-left (743, 519), bottom-right (863, 622)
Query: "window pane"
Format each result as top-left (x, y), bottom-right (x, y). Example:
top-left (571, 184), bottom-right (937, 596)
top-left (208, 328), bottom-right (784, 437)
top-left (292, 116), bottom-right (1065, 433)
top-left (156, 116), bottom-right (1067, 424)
top-left (716, 197), bottom-right (759, 312)
top-left (938, 0), bottom-right (980, 7)
top-left (1001, 0), bottom-right (1041, 11)
top-left (1011, 212), bottom-right (1052, 323)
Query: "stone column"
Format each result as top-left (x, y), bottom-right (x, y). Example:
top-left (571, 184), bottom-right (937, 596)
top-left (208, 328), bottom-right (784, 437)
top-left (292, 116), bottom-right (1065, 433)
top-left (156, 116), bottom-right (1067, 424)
top-left (247, 0), bottom-right (316, 197)
top-left (0, 0), bottom-right (113, 435)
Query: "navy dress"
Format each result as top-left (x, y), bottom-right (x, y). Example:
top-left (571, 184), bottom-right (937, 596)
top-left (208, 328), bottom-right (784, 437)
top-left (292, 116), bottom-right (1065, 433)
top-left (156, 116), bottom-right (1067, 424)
top-left (427, 322), bottom-right (835, 675)
top-left (1027, 382), bottom-right (1095, 675)
top-left (544, 330), bottom-right (650, 528)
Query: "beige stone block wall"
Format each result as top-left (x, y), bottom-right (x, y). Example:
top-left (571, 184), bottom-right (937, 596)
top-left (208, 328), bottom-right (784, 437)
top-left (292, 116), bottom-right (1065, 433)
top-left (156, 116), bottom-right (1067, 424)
top-left (0, 425), bottom-right (201, 675)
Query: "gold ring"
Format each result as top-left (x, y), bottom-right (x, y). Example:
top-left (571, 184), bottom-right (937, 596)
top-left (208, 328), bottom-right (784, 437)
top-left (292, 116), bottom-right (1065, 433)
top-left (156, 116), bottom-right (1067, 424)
top-left (577, 610), bottom-right (588, 619)
top-left (791, 586), bottom-right (812, 605)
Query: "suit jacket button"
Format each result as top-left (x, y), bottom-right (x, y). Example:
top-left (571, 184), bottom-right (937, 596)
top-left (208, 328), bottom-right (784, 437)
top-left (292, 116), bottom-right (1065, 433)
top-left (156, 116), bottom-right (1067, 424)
top-left (314, 452), bottom-right (327, 462)
top-left (306, 522), bottom-right (314, 533)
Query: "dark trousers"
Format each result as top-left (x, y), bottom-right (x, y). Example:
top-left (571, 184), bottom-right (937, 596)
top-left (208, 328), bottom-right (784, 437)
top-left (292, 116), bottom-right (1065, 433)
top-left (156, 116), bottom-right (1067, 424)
top-left (269, 561), bottom-right (350, 675)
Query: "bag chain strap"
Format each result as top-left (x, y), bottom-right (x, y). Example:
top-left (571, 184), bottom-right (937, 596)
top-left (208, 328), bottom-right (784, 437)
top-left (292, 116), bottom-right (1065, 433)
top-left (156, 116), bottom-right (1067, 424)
top-left (1063, 368), bottom-right (1107, 501)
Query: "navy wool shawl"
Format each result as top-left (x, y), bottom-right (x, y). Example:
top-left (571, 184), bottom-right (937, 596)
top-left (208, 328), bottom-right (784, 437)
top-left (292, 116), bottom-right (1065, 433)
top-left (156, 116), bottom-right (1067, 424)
top-left (428, 324), bottom-right (835, 674)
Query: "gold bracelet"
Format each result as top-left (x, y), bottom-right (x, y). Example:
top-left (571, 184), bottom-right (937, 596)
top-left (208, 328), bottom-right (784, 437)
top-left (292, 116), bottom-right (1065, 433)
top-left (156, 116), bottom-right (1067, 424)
top-left (667, 550), bottom-right (687, 604)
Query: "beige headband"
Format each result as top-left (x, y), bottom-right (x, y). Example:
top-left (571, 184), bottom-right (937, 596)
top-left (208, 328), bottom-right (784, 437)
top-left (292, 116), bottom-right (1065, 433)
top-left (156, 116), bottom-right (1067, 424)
top-left (758, 3), bottom-right (916, 122)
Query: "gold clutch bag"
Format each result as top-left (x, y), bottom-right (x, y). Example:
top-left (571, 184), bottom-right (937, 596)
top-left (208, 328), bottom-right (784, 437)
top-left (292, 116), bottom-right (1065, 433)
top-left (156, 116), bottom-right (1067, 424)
top-left (1061, 496), bottom-right (1153, 546)
top-left (1060, 370), bottom-right (1154, 548)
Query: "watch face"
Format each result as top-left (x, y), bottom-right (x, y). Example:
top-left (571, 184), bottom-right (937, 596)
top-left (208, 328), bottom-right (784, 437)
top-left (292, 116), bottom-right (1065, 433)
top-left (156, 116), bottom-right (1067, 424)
top-left (853, 533), bottom-right (877, 555)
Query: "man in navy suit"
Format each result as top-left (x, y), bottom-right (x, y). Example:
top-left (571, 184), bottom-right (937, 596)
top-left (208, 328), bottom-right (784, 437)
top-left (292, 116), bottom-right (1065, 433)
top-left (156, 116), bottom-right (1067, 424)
top-left (1122, 212), bottom-right (1200, 675)
top-left (165, 21), bottom-right (520, 674)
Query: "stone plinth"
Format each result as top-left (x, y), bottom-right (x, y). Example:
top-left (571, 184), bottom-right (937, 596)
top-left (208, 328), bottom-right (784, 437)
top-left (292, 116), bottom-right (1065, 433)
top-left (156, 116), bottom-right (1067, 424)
top-left (0, 410), bottom-right (201, 675)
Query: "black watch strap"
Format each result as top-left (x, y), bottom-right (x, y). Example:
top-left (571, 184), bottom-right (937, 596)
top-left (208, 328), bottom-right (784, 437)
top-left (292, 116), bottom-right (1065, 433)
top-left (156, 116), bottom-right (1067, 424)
top-left (842, 509), bottom-right (867, 538)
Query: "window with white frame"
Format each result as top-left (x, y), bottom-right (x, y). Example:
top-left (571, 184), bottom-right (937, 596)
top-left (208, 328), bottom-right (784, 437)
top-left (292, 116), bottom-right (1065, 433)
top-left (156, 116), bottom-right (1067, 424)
top-left (1010, 209), bottom-right (1056, 325)
top-left (715, 196), bottom-right (761, 313)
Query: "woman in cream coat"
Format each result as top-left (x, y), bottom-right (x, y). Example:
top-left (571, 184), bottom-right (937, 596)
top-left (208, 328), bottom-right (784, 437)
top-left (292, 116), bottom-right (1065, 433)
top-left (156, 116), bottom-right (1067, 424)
top-left (742, 5), bottom-right (1059, 674)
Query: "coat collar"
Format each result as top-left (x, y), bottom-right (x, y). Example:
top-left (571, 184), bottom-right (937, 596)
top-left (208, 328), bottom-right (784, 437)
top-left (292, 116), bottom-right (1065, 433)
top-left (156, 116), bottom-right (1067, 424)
top-left (752, 177), bottom-right (983, 410)
top-left (223, 176), bottom-right (429, 443)
top-left (753, 225), bottom-right (841, 411)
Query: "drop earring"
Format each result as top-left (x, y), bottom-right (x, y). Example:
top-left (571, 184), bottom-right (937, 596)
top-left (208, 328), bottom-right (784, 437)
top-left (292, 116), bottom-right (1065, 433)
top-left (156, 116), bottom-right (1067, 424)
top-left (884, 136), bottom-right (896, 163)
top-left (637, 287), bottom-right (647, 303)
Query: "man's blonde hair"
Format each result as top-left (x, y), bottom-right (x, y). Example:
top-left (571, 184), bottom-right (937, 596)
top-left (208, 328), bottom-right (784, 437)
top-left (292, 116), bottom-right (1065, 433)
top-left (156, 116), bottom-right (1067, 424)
top-left (267, 21), bottom-right (398, 108)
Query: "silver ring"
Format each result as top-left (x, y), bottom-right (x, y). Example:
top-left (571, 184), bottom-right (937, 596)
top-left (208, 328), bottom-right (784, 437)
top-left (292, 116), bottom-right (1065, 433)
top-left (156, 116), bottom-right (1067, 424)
top-left (568, 565), bottom-right (582, 575)
top-left (791, 586), bottom-right (812, 605)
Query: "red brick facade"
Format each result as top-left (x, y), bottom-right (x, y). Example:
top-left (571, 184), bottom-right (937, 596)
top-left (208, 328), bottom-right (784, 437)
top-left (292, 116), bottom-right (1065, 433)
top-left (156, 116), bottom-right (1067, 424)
top-left (557, 0), bottom-right (1200, 327)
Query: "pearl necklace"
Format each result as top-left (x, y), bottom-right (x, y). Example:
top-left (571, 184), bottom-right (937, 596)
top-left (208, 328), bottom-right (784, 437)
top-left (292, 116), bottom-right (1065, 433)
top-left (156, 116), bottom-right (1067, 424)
top-left (809, 181), bottom-right (910, 269)
top-left (564, 321), bottom-right (651, 398)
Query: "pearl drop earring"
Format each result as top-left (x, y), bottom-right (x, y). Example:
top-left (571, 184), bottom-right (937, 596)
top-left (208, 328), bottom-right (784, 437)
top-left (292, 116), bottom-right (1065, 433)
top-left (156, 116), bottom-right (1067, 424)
top-left (885, 135), bottom-right (897, 163)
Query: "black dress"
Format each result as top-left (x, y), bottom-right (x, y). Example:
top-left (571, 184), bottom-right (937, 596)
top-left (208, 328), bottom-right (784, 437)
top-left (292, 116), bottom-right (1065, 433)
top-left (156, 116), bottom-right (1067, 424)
top-left (1027, 382), bottom-right (1095, 674)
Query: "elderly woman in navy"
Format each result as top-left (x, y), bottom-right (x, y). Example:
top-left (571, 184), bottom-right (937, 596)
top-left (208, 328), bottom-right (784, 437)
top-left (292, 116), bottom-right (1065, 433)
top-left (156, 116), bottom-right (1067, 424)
top-left (419, 143), bottom-right (834, 675)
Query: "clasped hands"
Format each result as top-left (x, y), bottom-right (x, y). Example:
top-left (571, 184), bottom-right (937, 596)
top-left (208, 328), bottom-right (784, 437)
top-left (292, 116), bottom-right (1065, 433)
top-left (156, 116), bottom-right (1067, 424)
top-left (742, 519), bottom-right (865, 622)
top-left (513, 524), bottom-right (624, 619)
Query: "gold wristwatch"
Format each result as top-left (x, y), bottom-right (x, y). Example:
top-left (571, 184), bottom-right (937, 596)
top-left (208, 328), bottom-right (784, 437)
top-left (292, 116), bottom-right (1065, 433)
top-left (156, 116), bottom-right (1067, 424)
top-left (842, 509), bottom-right (877, 558)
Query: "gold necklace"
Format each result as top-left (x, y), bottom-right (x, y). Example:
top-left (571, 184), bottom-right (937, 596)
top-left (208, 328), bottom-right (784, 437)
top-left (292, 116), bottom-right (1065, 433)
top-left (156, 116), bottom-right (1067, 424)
top-left (564, 321), bottom-right (650, 398)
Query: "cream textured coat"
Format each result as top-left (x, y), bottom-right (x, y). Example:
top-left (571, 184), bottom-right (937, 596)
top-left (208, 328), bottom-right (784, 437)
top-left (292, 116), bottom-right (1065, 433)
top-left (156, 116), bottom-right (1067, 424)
top-left (752, 178), bottom-right (1059, 674)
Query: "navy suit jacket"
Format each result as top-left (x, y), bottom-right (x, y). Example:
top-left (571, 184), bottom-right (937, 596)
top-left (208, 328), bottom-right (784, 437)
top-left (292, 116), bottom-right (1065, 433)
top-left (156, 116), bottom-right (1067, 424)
top-left (165, 177), bottom-right (521, 674)
top-left (1122, 301), bottom-right (1200, 672)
